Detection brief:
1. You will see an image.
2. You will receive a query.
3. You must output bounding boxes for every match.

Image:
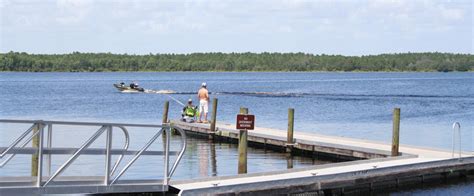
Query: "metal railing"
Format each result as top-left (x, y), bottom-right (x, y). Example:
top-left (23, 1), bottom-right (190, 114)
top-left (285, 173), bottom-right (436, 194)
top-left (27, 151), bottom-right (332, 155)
top-left (452, 122), bottom-right (461, 159)
top-left (0, 119), bottom-right (186, 193)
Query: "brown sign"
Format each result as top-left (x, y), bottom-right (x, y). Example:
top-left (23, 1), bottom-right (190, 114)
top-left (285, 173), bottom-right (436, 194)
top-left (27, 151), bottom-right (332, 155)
top-left (236, 114), bottom-right (255, 130)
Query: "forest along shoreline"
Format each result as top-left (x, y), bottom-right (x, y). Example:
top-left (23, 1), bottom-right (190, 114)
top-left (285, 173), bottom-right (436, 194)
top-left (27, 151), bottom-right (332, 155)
top-left (1, 52), bottom-right (473, 72)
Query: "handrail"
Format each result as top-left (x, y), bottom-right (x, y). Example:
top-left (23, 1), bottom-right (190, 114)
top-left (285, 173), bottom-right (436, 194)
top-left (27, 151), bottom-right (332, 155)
top-left (0, 147), bottom-right (179, 155)
top-left (0, 119), bottom-right (186, 190)
top-left (452, 122), bottom-right (461, 159)
top-left (0, 124), bottom-right (37, 158)
top-left (110, 128), bottom-right (165, 185)
top-left (168, 124), bottom-right (187, 178)
top-left (0, 124), bottom-right (39, 167)
top-left (0, 123), bottom-right (131, 173)
top-left (0, 119), bottom-right (163, 128)
top-left (43, 126), bottom-right (107, 186)
top-left (164, 127), bottom-right (170, 186)
top-left (110, 126), bottom-right (130, 176)
top-left (0, 127), bottom-right (39, 167)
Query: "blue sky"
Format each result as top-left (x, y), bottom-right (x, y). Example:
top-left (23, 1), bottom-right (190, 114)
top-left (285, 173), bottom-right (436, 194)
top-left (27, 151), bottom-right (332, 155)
top-left (0, 0), bottom-right (472, 55)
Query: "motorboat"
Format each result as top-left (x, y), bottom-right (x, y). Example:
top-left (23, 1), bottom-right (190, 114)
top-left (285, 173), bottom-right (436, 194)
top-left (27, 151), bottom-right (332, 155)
top-left (113, 83), bottom-right (144, 92)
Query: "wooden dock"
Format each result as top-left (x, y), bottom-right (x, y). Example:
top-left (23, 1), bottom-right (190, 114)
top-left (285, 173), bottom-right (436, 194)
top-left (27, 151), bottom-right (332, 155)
top-left (170, 120), bottom-right (474, 195)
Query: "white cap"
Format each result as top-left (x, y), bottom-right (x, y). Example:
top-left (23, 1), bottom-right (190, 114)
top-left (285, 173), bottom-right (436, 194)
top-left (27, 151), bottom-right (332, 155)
top-left (201, 82), bottom-right (207, 87)
top-left (188, 98), bottom-right (193, 102)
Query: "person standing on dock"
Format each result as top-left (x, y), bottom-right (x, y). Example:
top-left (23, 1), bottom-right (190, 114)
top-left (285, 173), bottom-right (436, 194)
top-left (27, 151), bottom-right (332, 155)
top-left (197, 82), bottom-right (209, 123)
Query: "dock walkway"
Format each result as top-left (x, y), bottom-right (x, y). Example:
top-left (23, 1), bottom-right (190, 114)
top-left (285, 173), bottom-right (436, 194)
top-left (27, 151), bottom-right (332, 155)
top-left (170, 120), bottom-right (474, 195)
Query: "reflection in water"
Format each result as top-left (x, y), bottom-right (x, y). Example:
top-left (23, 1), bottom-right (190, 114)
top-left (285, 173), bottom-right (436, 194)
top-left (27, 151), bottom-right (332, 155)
top-left (198, 140), bottom-right (209, 177)
top-left (287, 153), bottom-right (293, 169)
top-left (210, 142), bottom-right (217, 176)
top-left (198, 140), bottom-right (218, 177)
top-left (172, 135), bottom-right (334, 179)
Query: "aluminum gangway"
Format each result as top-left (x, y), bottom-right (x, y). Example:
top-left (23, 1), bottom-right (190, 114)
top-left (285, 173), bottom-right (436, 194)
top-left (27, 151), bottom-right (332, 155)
top-left (0, 119), bottom-right (186, 195)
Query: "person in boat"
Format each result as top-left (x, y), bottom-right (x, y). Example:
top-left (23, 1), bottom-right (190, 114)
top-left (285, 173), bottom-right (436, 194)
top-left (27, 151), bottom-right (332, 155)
top-left (120, 82), bottom-right (125, 87)
top-left (130, 82), bottom-right (139, 89)
top-left (181, 99), bottom-right (198, 123)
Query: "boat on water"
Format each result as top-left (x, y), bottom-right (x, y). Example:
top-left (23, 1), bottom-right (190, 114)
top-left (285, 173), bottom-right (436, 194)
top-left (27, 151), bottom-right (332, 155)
top-left (113, 82), bottom-right (144, 92)
top-left (113, 82), bottom-right (177, 94)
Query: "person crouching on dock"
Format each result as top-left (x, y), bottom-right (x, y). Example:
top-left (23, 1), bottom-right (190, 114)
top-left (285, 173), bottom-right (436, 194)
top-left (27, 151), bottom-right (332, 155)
top-left (181, 99), bottom-right (198, 123)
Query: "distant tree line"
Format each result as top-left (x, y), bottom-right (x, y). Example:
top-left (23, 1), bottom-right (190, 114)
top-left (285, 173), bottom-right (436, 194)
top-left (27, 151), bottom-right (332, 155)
top-left (0, 51), bottom-right (473, 72)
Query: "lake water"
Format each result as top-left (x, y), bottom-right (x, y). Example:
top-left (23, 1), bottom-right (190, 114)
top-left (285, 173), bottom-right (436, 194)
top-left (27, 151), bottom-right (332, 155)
top-left (1, 72), bottom-right (473, 194)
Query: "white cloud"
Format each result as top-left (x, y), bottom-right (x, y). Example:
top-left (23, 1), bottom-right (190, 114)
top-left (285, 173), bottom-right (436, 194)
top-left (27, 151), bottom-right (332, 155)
top-left (1, 0), bottom-right (472, 54)
top-left (0, 0), bottom-right (11, 8)
top-left (278, 25), bottom-right (293, 33)
top-left (440, 7), bottom-right (464, 21)
top-left (55, 0), bottom-right (93, 24)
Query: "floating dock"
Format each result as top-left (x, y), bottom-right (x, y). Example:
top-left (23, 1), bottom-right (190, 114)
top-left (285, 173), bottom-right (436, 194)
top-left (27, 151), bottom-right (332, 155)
top-left (1, 119), bottom-right (473, 195)
top-left (170, 120), bottom-right (474, 195)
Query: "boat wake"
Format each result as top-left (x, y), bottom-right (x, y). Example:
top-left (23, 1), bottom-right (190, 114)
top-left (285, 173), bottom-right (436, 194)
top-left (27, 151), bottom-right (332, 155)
top-left (143, 90), bottom-right (473, 99)
top-left (144, 89), bottom-right (176, 94)
top-left (118, 84), bottom-right (472, 99)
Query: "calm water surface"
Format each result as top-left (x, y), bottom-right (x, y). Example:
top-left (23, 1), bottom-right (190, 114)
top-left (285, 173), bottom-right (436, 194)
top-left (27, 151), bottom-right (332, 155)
top-left (1, 72), bottom-right (473, 194)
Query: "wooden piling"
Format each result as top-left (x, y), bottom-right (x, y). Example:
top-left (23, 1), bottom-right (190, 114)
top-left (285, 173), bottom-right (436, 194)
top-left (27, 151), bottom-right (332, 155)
top-left (240, 107), bottom-right (248, 115)
top-left (287, 108), bottom-right (295, 153)
top-left (392, 108), bottom-right (400, 156)
top-left (162, 101), bottom-right (169, 124)
top-left (210, 98), bottom-right (218, 132)
top-left (31, 123), bottom-right (39, 176)
top-left (238, 107), bottom-right (248, 174)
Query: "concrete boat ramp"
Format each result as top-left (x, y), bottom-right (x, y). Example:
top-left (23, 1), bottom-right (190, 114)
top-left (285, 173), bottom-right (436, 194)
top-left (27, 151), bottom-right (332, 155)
top-left (170, 120), bottom-right (474, 195)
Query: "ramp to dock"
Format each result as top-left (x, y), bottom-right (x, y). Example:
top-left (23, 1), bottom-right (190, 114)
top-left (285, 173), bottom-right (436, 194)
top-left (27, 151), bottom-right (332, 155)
top-left (170, 121), bottom-right (474, 195)
top-left (0, 120), bottom-right (187, 196)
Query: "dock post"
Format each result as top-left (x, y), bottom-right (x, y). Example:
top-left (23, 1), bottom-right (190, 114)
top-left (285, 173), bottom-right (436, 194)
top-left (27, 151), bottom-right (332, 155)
top-left (210, 98), bottom-right (218, 132)
top-left (286, 108), bottom-right (295, 169)
top-left (238, 107), bottom-right (248, 174)
top-left (31, 123), bottom-right (39, 176)
top-left (392, 108), bottom-right (400, 156)
top-left (163, 101), bottom-right (175, 135)
top-left (287, 108), bottom-right (295, 153)
top-left (162, 101), bottom-right (169, 124)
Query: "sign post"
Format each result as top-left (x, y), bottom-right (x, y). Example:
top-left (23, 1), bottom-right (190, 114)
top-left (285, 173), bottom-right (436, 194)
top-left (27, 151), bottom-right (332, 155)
top-left (237, 108), bottom-right (254, 174)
